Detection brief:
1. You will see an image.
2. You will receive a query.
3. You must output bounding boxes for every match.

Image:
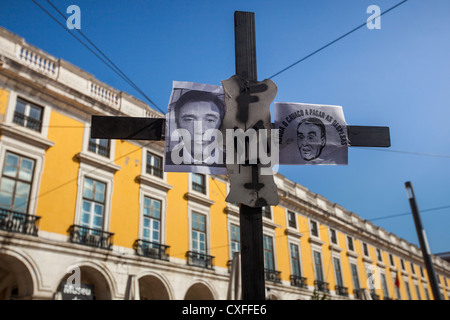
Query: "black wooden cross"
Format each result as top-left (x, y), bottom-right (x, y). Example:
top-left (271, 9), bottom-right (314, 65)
top-left (91, 11), bottom-right (390, 300)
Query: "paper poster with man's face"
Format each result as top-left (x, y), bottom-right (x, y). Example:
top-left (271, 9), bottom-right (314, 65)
top-left (274, 102), bottom-right (348, 165)
top-left (164, 81), bottom-right (227, 174)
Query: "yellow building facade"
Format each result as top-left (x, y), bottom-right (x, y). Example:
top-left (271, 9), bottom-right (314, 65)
top-left (0, 26), bottom-right (449, 300)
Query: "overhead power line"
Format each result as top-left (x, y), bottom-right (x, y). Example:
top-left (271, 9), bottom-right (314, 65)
top-left (31, 0), bottom-right (165, 114)
top-left (354, 147), bottom-right (450, 159)
top-left (268, 0), bottom-right (409, 79)
top-left (368, 205), bottom-right (450, 222)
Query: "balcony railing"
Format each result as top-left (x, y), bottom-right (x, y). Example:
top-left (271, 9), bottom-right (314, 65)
top-left (88, 140), bottom-right (110, 158)
top-left (133, 239), bottom-right (170, 261)
top-left (68, 225), bottom-right (114, 250)
top-left (265, 269), bottom-right (282, 283)
top-left (192, 182), bottom-right (206, 194)
top-left (335, 285), bottom-right (349, 297)
top-left (0, 209), bottom-right (40, 236)
top-left (353, 288), bottom-right (363, 299)
top-left (290, 275), bottom-right (307, 288)
top-left (371, 292), bottom-right (380, 300)
top-left (314, 280), bottom-right (330, 293)
top-left (13, 112), bottom-right (42, 132)
top-left (186, 251), bottom-right (214, 270)
top-left (146, 164), bottom-right (163, 178)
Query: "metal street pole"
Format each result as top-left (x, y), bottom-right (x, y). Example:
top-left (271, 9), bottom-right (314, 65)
top-left (235, 11), bottom-right (266, 300)
top-left (405, 181), bottom-right (442, 300)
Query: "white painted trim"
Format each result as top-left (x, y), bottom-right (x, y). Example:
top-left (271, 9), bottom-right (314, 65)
top-left (0, 140), bottom-right (44, 216)
top-left (74, 161), bottom-right (114, 232)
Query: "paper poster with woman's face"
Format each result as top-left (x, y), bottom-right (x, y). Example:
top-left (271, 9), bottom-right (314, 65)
top-left (274, 102), bottom-right (348, 165)
top-left (164, 81), bottom-right (227, 174)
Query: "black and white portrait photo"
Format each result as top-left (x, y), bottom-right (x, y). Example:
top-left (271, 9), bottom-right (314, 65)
top-left (164, 81), bottom-right (227, 174)
top-left (275, 102), bottom-right (348, 165)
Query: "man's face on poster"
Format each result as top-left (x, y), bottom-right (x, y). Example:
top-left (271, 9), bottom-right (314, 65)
top-left (297, 121), bottom-right (326, 161)
top-left (177, 101), bottom-right (221, 154)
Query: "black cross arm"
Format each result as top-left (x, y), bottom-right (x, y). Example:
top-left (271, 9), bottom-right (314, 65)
top-left (91, 116), bottom-right (390, 147)
top-left (347, 125), bottom-right (390, 147)
top-left (90, 115), bottom-right (164, 140)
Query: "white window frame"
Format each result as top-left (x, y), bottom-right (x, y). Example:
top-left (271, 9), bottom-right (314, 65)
top-left (286, 209), bottom-right (297, 230)
top-left (288, 240), bottom-right (303, 278)
top-left (227, 212), bottom-right (240, 260)
top-left (0, 139), bottom-right (45, 216)
top-left (74, 162), bottom-right (114, 232)
top-left (329, 228), bottom-right (338, 245)
top-left (188, 201), bottom-right (211, 255)
top-left (5, 92), bottom-right (51, 139)
top-left (188, 172), bottom-right (209, 196)
top-left (138, 187), bottom-right (167, 245)
top-left (81, 123), bottom-right (117, 164)
top-left (332, 254), bottom-right (345, 289)
top-left (309, 219), bottom-right (320, 238)
top-left (263, 233), bottom-right (277, 272)
top-left (346, 235), bottom-right (355, 252)
top-left (144, 149), bottom-right (165, 179)
top-left (312, 247), bottom-right (325, 283)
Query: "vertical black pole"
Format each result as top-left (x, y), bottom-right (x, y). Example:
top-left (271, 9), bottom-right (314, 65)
top-left (405, 181), bottom-right (442, 300)
top-left (235, 11), bottom-right (266, 300)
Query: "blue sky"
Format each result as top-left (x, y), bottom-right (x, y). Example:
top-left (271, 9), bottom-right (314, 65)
top-left (1, 0), bottom-right (450, 254)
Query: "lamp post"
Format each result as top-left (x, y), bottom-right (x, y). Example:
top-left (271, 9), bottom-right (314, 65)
top-left (405, 181), bottom-right (442, 300)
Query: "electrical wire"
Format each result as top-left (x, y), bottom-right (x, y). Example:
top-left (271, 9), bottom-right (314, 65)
top-left (368, 205), bottom-right (450, 222)
top-left (354, 147), bottom-right (450, 159)
top-left (31, 0), bottom-right (165, 114)
top-left (267, 0), bottom-right (409, 79)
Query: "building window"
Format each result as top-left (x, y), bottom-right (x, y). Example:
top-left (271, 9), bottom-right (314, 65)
top-left (88, 137), bottom-right (110, 158)
top-left (350, 263), bottom-right (361, 291)
top-left (389, 253), bottom-right (395, 266)
top-left (192, 173), bottom-right (206, 194)
top-left (310, 220), bottom-right (319, 237)
top-left (263, 235), bottom-right (275, 271)
top-left (410, 262), bottom-right (415, 275)
top-left (230, 224), bottom-right (240, 256)
top-left (376, 249), bottom-right (383, 262)
top-left (330, 228), bottom-right (337, 245)
top-left (13, 98), bottom-right (43, 132)
top-left (423, 285), bottom-right (430, 300)
top-left (420, 267), bottom-right (424, 278)
top-left (313, 251), bottom-right (324, 282)
top-left (363, 243), bottom-right (369, 256)
top-left (333, 257), bottom-right (344, 287)
top-left (0, 152), bottom-right (35, 213)
top-left (415, 284), bottom-right (421, 300)
top-left (405, 280), bottom-right (412, 300)
top-left (142, 197), bottom-right (161, 243)
top-left (262, 206), bottom-right (271, 219)
top-left (289, 243), bottom-right (302, 277)
top-left (81, 177), bottom-right (106, 231)
top-left (400, 258), bottom-right (405, 270)
top-left (191, 212), bottom-right (207, 255)
top-left (146, 152), bottom-right (163, 178)
top-left (381, 273), bottom-right (389, 299)
top-left (347, 236), bottom-right (354, 251)
top-left (287, 211), bottom-right (296, 228)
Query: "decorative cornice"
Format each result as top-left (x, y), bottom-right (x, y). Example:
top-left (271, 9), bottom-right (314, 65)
top-left (285, 228), bottom-right (304, 238)
top-left (329, 244), bottom-right (343, 253)
top-left (136, 174), bottom-right (173, 192)
top-left (75, 152), bottom-right (121, 173)
top-left (0, 123), bottom-right (54, 149)
top-left (308, 236), bottom-right (325, 246)
top-left (362, 256), bottom-right (374, 264)
top-left (346, 250), bottom-right (359, 259)
top-left (184, 192), bottom-right (215, 207)
top-left (262, 218), bottom-right (282, 230)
